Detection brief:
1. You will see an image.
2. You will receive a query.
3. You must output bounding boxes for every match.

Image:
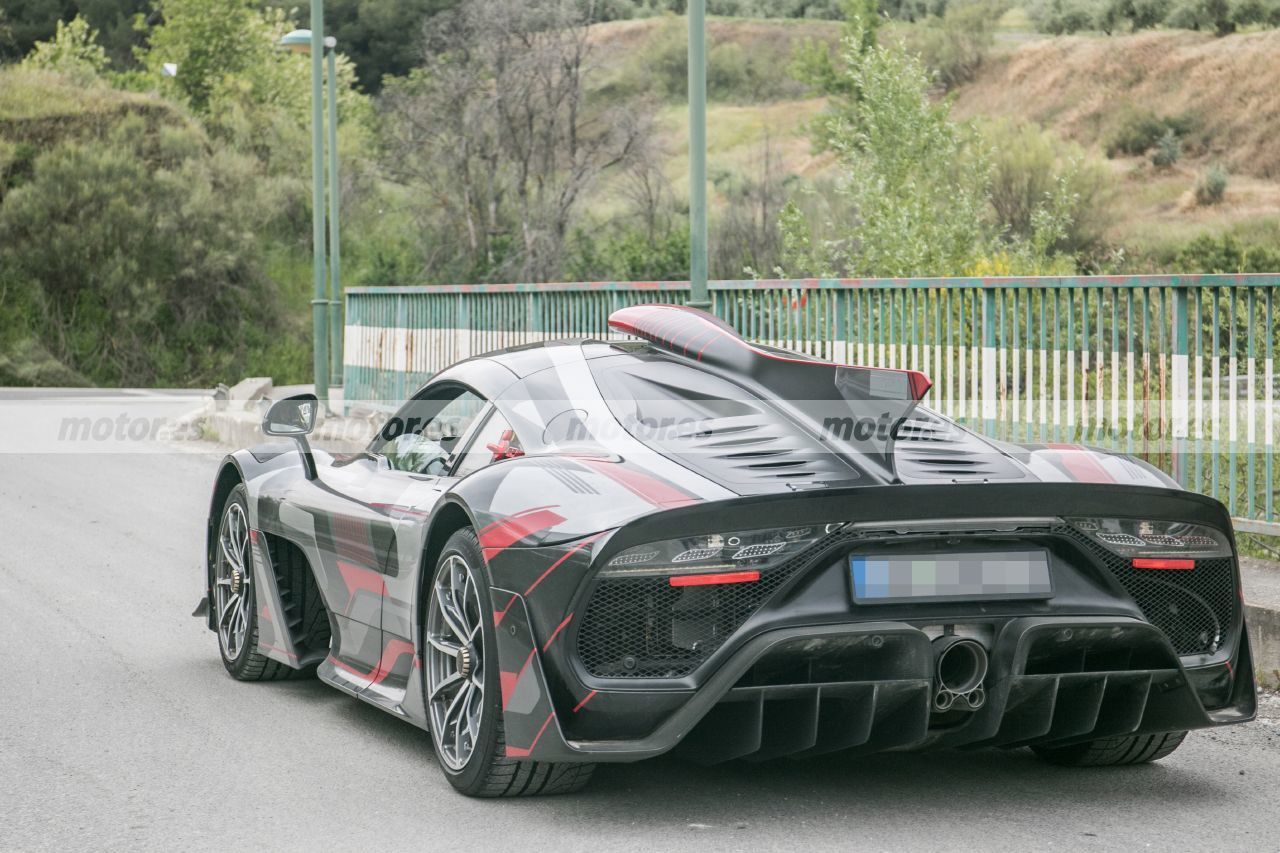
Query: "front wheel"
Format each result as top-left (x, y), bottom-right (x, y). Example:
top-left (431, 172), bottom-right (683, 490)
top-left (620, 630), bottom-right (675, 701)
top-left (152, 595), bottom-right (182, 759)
top-left (1032, 731), bottom-right (1188, 767)
top-left (423, 528), bottom-right (594, 797)
top-left (213, 485), bottom-right (296, 681)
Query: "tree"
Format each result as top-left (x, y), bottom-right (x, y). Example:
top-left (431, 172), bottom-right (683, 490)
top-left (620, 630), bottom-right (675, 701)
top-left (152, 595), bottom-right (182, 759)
top-left (271, 0), bottom-right (459, 93)
top-left (379, 0), bottom-right (651, 282)
top-left (0, 1), bottom-right (148, 66)
top-left (780, 7), bottom-right (1075, 277)
top-left (0, 115), bottom-right (297, 385)
top-left (19, 14), bottom-right (109, 82)
top-left (782, 8), bottom-right (990, 276)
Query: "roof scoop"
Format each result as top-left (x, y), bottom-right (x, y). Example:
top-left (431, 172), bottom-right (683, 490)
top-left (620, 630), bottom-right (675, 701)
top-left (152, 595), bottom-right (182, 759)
top-left (607, 304), bottom-right (931, 402)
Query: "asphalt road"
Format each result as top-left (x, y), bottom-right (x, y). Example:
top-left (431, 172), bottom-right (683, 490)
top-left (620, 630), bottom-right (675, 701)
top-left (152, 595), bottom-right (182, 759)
top-left (2, 392), bottom-right (1279, 852)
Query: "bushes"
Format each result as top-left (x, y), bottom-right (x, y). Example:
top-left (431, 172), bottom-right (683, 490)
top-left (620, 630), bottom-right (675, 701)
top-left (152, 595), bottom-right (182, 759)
top-left (1151, 128), bottom-right (1181, 168)
top-left (1027, 0), bottom-right (1105, 33)
top-left (18, 16), bottom-right (109, 83)
top-left (568, 226), bottom-right (691, 281)
top-left (706, 0), bottom-right (847, 16)
top-left (781, 9), bottom-right (1078, 277)
top-left (983, 119), bottom-right (1113, 255)
top-left (1173, 233), bottom-right (1279, 272)
top-left (0, 108), bottom-right (303, 386)
top-left (901, 1), bottom-right (1003, 90)
top-left (1104, 109), bottom-right (1195, 158)
top-left (1027, 0), bottom-right (1280, 33)
top-left (1194, 163), bottom-right (1228, 204)
top-left (645, 18), bottom-right (811, 102)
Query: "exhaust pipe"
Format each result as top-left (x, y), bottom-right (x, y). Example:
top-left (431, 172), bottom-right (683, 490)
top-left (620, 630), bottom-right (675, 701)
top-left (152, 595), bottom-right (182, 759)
top-left (931, 636), bottom-right (989, 712)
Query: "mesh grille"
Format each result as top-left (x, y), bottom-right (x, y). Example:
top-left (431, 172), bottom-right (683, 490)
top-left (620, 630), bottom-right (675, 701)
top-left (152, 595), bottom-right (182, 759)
top-left (1060, 526), bottom-right (1235, 656)
top-left (576, 537), bottom-right (836, 678)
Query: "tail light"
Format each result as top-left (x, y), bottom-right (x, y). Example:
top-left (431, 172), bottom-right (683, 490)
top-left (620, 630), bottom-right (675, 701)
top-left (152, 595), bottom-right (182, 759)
top-left (598, 524), bottom-right (839, 579)
top-left (1067, 518), bottom-right (1231, 560)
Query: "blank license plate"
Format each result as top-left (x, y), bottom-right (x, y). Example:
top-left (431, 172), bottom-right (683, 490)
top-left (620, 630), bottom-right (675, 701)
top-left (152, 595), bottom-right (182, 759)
top-left (850, 550), bottom-right (1052, 603)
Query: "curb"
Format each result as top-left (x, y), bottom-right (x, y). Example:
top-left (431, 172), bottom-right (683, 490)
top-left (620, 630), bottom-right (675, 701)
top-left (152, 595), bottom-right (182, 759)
top-left (1247, 604), bottom-right (1280, 689)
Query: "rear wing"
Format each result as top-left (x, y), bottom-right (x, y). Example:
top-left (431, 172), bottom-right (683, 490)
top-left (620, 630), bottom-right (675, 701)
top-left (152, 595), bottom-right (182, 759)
top-left (608, 304), bottom-right (932, 477)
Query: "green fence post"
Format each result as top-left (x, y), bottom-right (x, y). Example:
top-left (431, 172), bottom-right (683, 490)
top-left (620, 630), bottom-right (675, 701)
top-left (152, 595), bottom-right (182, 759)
top-left (1172, 286), bottom-right (1189, 485)
top-left (983, 287), bottom-right (996, 436)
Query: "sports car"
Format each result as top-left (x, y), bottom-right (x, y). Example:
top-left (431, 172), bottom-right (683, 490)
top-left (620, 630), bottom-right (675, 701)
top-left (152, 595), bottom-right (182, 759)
top-left (199, 304), bottom-right (1256, 797)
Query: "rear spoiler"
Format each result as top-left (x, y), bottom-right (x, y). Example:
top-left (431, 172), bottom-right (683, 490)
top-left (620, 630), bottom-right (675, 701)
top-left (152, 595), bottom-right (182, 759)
top-left (608, 304), bottom-right (931, 402)
top-left (608, 304), bottom-right (931, 477)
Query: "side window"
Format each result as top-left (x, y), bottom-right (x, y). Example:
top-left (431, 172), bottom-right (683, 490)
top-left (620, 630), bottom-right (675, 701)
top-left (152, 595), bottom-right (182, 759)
top-left (452, 410), bottom-right (524, 478)
top-left (377, 388), bottom-right (486, 475)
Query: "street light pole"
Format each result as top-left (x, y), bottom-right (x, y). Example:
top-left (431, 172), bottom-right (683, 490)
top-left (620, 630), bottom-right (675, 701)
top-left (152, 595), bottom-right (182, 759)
top-left (325, 41), bottom-right (343, 387)
top-left (308, 1), bottom-right (330, 407)
top-left (687, 0), bottom-right (710, 310)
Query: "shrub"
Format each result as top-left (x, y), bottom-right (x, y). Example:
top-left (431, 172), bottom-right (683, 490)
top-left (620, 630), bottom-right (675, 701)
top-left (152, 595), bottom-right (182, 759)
top-left (903, 1), bottom-right (1003, 91)
top-left (1194, 164), bottom-right (1228, 205)
top-left (0, 116), bottom-right (297, 386)
top-left (1027, 0), bottom-right (1105, 33)
top-left (1164, 0), bottom-right (1235, 32)
top-left (983, 119), bottom-right (1113, 255)
top-left (1104, 109), bottom-right (1194, 158)
top-left (1173, 233), bottom-right (1279, 272)
top-left (647, 18), bottom-right (807, 101)
top-left (567, 225), bottom-right (690, 281)
top-left (18, 16), bottom-right (109, 84)
top-left (779, 10), bottom-right (1075, 277)
top-left (1151, 128), bottom-right (1181, 168)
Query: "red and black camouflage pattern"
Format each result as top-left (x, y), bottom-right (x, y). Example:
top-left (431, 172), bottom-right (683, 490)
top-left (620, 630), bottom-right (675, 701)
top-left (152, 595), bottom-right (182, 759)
top-left (203, 305), bottom-right (1255, 765)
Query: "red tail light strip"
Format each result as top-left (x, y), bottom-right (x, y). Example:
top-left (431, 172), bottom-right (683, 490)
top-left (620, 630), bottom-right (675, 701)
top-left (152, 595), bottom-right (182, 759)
top-left (669, 570), bottom-right (761, 588)
top-left (1132, 558), bottom-right (1196, 570)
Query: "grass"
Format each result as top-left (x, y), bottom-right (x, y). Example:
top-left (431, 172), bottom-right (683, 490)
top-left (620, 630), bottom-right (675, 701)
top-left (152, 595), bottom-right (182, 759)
top-left (585, 98), bottom-right (831, 221)
top-left (580, 18), bottom-right (1280, 261)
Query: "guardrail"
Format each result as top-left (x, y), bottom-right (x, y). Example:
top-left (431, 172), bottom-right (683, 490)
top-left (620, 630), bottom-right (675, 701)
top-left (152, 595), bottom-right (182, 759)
top-left (345, 276), bottom-right (1279, 535)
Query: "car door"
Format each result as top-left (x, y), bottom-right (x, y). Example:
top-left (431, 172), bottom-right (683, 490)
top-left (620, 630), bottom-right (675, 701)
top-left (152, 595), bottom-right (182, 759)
top-left (346, 384), bottom-right (494, 703)
top-left (362, 401), bottom-right (531, 714)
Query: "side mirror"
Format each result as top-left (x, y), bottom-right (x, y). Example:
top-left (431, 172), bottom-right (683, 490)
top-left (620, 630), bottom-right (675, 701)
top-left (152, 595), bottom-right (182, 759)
top-left (262, 393), bottom-right (319, 480)
top-left (263, 393), bottom-right (318, 437)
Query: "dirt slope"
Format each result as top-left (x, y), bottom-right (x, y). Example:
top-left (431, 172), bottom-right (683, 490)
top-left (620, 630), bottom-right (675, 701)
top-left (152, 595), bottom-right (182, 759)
top-left (951, 29), bottom-right (1280, 179)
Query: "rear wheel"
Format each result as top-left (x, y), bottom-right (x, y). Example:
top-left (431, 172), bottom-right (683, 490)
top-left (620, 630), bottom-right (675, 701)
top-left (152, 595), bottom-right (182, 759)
top-left (213, 485), bottom-right (296, 681)
top-left (424, 528), bottom-right (594, 797)
top-left (1032, 731), bottom-right (1188, 767)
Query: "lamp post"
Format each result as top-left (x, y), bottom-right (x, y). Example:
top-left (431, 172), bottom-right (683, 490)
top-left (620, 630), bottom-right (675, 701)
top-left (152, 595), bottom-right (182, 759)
top-left (687, 0), bottom-right (710, 310)
top-left (280, 14), bottom-right (339, 406)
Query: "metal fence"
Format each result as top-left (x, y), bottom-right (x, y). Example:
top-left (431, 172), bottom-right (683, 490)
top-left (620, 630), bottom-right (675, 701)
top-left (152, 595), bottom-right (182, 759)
top-left (345, 275), bottom-right (1280, 535)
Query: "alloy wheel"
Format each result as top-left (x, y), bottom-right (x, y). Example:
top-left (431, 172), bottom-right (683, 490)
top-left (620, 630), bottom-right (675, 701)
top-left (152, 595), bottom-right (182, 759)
top-left (426, 554), bottom-right (486, 771)
top-left (214, 501), bottom-right (253, 660)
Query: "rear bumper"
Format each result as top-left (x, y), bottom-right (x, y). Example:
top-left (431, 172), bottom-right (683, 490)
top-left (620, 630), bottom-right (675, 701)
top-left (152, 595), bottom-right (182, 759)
top-left (497, 483), bottom-right (1254, 763)
top-left (522, 615), bottom-right (1255, 763)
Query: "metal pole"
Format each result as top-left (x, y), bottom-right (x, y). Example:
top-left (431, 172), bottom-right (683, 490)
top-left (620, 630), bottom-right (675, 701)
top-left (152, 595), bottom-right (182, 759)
top-left (326, 44), bottom-right (343, 389)
top-left (309, 0), bottom-right (330, 407)
top-left (687, 0), bottom-right (710, 310)
top-left (1172, 286), bottom-right (1190, 485)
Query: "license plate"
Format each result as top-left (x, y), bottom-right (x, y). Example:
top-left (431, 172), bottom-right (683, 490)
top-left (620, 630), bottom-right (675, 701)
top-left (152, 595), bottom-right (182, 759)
top-left (850, 550), bottom-right (1052, 603)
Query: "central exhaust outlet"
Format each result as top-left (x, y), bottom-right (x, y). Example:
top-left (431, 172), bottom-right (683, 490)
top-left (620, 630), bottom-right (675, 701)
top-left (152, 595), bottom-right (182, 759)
top-left (931, 635), bottom-right (989, 712)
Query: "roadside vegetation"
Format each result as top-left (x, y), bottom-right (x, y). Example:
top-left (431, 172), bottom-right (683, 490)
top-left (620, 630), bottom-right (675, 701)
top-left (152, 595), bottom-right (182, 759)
top-left (1, 0), bottom-right (1278, 386)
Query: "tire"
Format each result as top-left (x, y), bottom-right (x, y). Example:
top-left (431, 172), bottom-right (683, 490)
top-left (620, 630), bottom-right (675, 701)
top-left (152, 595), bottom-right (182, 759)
top-left (212, 484), bottom-right (297, 682)
top-left (1032, 731), bottom-right (1189, 767)
top-left (423, 527), bottom-right (595, 797)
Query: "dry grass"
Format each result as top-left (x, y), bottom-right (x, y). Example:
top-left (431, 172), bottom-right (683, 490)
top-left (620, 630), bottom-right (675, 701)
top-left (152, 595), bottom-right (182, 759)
top-left (951, 29), bottom-right (1280, 180)
top-left (583, 19), bottom-right (1280, 254)
top-left (1105, 157), bottom-right (1280, 250)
